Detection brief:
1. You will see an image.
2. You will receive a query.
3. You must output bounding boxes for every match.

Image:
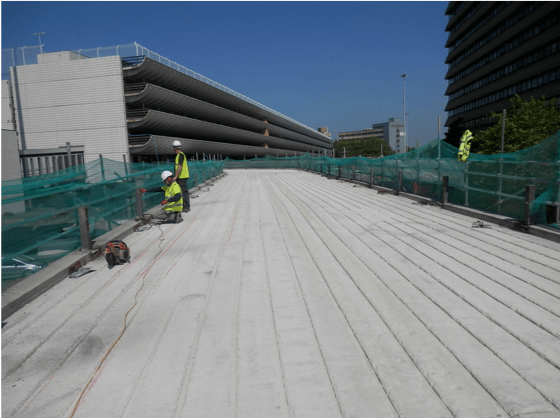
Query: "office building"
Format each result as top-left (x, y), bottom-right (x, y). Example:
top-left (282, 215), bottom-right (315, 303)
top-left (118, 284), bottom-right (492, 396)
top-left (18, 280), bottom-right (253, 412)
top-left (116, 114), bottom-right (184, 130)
top-left (444, 1), bottom-right (560, 134)
top-left (338, 118), bottom-right (404, 152)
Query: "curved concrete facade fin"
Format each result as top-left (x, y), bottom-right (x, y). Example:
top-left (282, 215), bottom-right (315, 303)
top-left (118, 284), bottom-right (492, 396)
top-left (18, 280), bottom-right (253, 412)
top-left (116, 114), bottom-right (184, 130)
top-left (126, 84), bottom-right (329, 149)
top-left (129, 135), bottom-right (315, 158)
top-left (127, 110), bottom-right (327, 153)
top-left (123, 57), bottom-right (332, 152)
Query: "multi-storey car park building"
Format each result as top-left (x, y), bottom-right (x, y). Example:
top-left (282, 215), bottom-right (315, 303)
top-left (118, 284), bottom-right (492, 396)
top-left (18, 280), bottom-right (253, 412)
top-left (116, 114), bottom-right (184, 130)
top-left (444, 1), bottom-right (560, 135)
top-left (2, 43), bottom-right (332, 177)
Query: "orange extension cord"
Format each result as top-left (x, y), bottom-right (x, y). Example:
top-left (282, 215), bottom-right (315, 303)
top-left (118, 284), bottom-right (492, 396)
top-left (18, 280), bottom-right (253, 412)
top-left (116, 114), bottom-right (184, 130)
top-left (68, 224), bottom-right (165, 418)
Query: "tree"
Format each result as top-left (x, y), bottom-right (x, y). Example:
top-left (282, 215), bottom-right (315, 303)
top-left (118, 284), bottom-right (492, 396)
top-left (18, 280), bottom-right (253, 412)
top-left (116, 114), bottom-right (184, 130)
top-left (474, 95), bottom-right (560, 154)
top-left (332, 137), bottom-right (395, 158)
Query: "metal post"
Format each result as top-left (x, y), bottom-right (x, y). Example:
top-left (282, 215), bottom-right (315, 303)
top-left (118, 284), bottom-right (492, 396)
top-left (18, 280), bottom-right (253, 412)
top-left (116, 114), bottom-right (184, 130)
top-left (352, 166), bottom-right (356, 181)
top-left (28, 158), bottom-right (35, 177)
top-left (401, 74), bottom-right (407, 154)
top-left (437, 136), bottom-right (441, 183)
top-left (66, 142), bottom-right (72, 167)
top-left (135, 188), bottom-right (143, 219)
top-left (524, 185), bottom-right (536, 227)
top-left (442, 176), bottom-right (449, 206)
top-left (78, 206), bottom-right (91, 251)
top-left (501, 109), bottom-right (506, 154)
top-left (370, 168), bottom-right (374, 187)
top-left (397, 171), bottom-right (403, 196)
top-left (38, 157), bottom-right (43, 176)
top-left (465, 161), bottom-right (469, 206)
top-left (99, 154), bottom-right (105, 182)
top-left (123, 154), bottom-right (129, 176)
top-left (498, 110), bottom-right (506, 213)
top-left (338, 165), bottom-right (342, 179)
top-left (381, 143), bottom-right (383, 158)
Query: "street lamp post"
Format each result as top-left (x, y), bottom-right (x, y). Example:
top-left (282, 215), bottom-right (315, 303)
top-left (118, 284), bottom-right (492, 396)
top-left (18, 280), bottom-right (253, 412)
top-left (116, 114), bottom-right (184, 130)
top-left (32, 32), bottom-right (45, 54)
top-left (405, 112), bottom-right (409, 153)
top-left (400, 74), bottom-right (407, 154)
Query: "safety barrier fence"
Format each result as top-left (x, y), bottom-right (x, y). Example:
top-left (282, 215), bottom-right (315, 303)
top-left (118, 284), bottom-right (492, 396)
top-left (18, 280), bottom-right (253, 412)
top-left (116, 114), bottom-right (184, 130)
top-left (1, 158), bottom-right (223, 285)
top-left (224, 133), bottom-right (560, 228)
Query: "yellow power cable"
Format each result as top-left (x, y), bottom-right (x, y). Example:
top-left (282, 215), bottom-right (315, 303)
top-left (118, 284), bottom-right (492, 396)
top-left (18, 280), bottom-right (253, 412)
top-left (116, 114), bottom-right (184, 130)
top-left (68, 223), bottom-right (165, 418)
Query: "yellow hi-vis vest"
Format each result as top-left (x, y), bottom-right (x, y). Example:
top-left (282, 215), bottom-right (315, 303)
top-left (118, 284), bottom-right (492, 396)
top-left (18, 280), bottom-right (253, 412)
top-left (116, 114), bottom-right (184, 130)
top-left (458, 130), bottom-right (473, 162)
top-left (161, 182), bottom-right (183, 212)
top-left (175, 152), bottom-right (189, 179)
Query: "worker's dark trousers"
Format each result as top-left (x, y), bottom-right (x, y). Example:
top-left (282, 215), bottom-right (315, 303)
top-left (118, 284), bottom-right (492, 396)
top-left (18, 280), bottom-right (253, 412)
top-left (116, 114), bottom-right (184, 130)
top-left (177, 178), bottom-right (190, 211)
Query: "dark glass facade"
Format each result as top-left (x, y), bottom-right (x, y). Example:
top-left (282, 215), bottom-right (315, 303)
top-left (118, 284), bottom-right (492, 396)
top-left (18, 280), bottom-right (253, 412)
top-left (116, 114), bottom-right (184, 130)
top-left (444, 1), bottom-right (560, 134)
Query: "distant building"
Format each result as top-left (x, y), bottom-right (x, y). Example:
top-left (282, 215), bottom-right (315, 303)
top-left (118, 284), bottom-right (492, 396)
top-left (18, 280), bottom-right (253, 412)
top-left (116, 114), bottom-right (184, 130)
top-left (444, 1), bottom-right (560, 134)
top-left (317, 127), bottom-right (331, 138)
top-left (372, 118), bottom-right (405, 153)
top-left (338, 118), bottom-right (405, 152)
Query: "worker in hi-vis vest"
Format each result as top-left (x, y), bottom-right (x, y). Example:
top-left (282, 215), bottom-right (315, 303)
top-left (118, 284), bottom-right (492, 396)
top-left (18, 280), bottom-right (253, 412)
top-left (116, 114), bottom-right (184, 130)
top-left (172, 140), bottom-right (190, 212)
top-left (139, 170), bottom-right (183, 223)
top-left (458, 130), bottom-right (473, 162)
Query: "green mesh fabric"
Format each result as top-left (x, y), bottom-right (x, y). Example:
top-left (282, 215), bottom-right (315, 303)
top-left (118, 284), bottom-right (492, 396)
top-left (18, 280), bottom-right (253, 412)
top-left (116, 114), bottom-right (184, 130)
top-left (225, 132), bottom-right (560, 226)
top-left (2, 158), bottom-right (223, 284)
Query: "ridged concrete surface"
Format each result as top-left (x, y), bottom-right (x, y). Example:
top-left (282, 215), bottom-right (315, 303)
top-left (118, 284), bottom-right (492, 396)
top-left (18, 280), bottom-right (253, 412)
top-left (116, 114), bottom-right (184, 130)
top-left (3, 170), bottom-right (560, 418)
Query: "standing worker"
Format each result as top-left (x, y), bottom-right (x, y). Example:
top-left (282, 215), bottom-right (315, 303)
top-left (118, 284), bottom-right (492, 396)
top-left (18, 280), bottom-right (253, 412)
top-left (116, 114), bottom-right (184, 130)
top-left (172, 140), bottom-right (190, 213)
top-left (458, 130), bottom-right (474, 162)
top-left (139, 171), bottom-right (183, 223)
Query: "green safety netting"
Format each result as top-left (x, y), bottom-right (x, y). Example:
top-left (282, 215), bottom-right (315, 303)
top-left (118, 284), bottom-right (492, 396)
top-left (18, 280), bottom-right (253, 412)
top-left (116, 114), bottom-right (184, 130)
top-left (225, 132), bottom-right (560, 227)
top-left (2, 157), bottom-right (223, 285)
top-left (3, 133), bottom-right (558, 286)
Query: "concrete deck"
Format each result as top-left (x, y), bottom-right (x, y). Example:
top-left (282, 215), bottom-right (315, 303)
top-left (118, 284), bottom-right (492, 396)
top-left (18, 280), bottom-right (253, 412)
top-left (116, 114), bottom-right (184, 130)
top-left (3, 169), bottom-right (560, 418)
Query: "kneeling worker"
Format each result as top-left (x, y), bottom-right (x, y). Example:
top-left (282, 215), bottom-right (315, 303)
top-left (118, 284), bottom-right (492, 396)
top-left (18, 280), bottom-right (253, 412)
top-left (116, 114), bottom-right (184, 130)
top-left (172, 140), bottom-right (190, 213)
top-left (139, 170), bottom-right (183, 223)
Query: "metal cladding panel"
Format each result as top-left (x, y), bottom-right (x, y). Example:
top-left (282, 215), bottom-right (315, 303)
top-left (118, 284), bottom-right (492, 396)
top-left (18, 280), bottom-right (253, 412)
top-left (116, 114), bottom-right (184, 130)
top-left (22, 127), bottom-right (129, 163)
top-left (16, 76), bottom-right (124, 108)
top-left (128, 111), bottom-right (328, 153)
top-left (10, 56), bottom-right (128, 163)
top-left (123, 58), bottom-right (331, 145)
top-left (129, 135), bottom-right (307, 158)
top-left (2, 80), bottom-right (15, 131)
top-left (11, 56), bottom-right (123, 83)
top-left (1, 130), bottom-right (21, 181)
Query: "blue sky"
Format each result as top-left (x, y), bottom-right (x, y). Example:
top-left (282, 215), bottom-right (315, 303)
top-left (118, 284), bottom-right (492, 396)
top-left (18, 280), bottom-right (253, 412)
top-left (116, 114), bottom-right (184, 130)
top-left (2, 1), bottom-right (450, 145)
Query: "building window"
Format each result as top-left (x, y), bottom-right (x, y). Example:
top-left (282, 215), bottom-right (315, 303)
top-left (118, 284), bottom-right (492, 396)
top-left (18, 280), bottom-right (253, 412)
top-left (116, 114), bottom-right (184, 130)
top-left (449, 2), bottom-right (542, 68)
top-left (448, 67), bottom-right (560, 117)
top-left (448, 11), bottom-right (559, 86)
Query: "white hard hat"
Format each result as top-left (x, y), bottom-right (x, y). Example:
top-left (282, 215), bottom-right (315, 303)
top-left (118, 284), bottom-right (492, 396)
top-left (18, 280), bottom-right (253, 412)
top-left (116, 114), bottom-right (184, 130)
top-left (172, 140), bottom-right (182, 148)
top-left (161, 170), bottom-right (173, 181)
